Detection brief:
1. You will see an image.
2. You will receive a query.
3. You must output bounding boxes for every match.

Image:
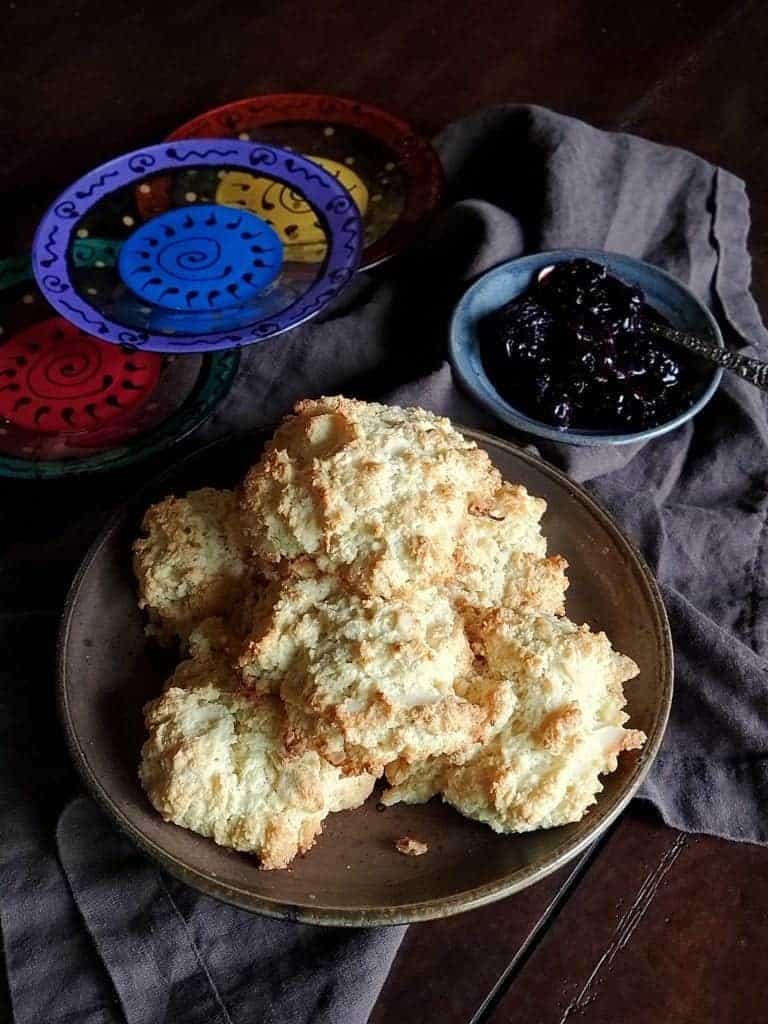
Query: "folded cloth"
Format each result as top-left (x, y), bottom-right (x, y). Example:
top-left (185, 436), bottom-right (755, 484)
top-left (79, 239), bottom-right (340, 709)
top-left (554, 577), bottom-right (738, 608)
top-left (3, 105), bottom-right (766, 1024)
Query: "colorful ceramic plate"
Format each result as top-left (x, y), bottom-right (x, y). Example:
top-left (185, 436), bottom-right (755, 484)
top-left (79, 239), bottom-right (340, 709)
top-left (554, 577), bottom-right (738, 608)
top-left (0, 316), bottom-right (163, 434)
top-left (0, 270), bottom-right (238, 478)
top-left (58, 426), bottom-right (672, 924)
top-left (138, 93), bottom-right (444, 270)
top-left (32, 140), bottom-right (363, 353)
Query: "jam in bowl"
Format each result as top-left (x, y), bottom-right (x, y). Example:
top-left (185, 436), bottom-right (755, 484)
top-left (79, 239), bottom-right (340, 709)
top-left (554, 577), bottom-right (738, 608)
top-left (449, 250), bottom-right (723, 447)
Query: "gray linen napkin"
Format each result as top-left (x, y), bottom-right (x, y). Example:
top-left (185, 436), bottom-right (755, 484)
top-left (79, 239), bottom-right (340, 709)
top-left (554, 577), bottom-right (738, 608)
top-left (4, 105), bottom-right (767, 1024)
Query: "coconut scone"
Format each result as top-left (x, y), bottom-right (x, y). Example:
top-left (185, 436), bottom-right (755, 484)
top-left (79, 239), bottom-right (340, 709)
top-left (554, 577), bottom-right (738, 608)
top-left (239, 396), bottom-right (501, 596)
top-left (140, 651), bottom-right (375, 870)
top-left (382, 609), bottom-right (645, 833)
top-left (133, 488), bottom-right (248, 645)
top-left (452, 482), bottom-right (569, 614)
top-left (237, 573), bottom-right (508, 774)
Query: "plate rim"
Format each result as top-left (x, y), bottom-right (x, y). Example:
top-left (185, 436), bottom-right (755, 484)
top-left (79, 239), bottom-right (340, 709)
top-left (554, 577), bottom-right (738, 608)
top-left (57, 423), bottom-right (674, 926)
top-left (157, 92), bottom-right (446, 271)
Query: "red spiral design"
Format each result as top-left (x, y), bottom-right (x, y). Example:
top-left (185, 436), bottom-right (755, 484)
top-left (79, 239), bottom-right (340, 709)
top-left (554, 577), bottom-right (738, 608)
top-left (0, 317), bottom-right (163, 435)
top-left (26, 337), bottom-right (104, 399)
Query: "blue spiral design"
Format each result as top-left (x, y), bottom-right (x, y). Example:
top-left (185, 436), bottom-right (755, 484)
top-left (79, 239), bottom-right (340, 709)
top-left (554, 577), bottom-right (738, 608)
top-left (54, 201), bottom-right (79, 220)
top-left (325, 195), bottom-right (354, 215)
top-left (248, 147), bottom-right (279, 168)
top-left (157, 237), bottom-right (223, 279)
top-left (118, 205), bottom-right (284, 313)
top-left (42, 274), bottom-right (70, 294)
top-left (128, 152), bottom-right (156, 173)
top-left (118, 329), bottom-right (149, 345)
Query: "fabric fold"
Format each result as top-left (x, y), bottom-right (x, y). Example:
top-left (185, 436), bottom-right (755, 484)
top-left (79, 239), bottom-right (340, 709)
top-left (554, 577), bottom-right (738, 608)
top-left (56, 797), bottom-right (405, 1024)
top-left (0, 613), bottom-right (123, 1024)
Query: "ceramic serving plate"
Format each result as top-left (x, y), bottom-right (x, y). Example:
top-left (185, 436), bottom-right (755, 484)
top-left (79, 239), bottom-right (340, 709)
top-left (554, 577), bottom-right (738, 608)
top-left (57, 425), bottom-right (673, 926)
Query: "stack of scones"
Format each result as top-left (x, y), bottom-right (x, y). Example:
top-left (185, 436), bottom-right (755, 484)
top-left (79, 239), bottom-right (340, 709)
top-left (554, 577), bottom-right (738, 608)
top-left (134, 397), bottom-right (644, 869)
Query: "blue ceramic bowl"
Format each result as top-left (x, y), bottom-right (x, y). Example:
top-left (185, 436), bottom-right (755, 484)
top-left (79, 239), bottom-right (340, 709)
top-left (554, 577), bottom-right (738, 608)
top-left (449, 249), bottom-right (723, 446)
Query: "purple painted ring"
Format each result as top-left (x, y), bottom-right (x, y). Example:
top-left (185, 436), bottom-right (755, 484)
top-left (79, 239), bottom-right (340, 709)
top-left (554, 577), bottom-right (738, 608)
top-left (32, 141), bottom-right (363, 353)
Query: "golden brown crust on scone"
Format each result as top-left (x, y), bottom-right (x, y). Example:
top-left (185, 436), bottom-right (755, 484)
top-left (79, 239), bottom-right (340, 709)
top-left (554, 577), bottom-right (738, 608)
top-left (237, 573), bottom-right (493, 774)
top-left (239, 397), bottom-right (501, 597)
top-left (139, 651), bottom-right (375, 870)
top-left (133, 488), bottom-right (248, 645)
top-left (382, 610), bottom-right (645, 831)
top-left (452, 482), bottom-right (568, 614)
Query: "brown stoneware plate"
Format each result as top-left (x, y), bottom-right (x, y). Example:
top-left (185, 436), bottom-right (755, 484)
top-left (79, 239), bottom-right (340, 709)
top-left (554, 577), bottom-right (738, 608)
top-left (58, 426), bottom-right (673, 926)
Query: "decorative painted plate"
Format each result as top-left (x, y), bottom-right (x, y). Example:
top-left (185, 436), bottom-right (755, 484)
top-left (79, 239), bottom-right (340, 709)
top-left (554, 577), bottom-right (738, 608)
top-left (137, 93), bottom-right (444, 270)
top-left (0, 268), bottom-right (238, 477)
top-left (32, 140), bottom-right (363, 353)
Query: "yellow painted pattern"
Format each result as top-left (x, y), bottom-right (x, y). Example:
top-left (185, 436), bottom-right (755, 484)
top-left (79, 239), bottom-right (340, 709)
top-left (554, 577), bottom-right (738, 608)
top-left (215, 156), bottom-right (368, 263)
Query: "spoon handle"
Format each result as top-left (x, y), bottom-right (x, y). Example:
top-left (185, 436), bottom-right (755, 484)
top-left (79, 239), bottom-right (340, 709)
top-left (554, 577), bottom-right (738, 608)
top-left (648, 322), bottom-right (768, 391)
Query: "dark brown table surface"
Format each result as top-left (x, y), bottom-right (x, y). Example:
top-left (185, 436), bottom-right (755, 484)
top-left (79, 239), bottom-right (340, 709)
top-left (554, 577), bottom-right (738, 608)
top-left (2, 2), bottom-right (767, 1022)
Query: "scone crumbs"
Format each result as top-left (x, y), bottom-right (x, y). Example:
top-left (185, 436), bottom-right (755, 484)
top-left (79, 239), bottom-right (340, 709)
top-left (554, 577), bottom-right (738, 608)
top-left (394, 836), bottom-right (429, 857)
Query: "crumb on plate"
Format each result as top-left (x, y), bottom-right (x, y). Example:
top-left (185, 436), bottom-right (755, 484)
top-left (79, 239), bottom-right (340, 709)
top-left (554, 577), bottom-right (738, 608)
top-left (394, 836), bottom-right (429, 857)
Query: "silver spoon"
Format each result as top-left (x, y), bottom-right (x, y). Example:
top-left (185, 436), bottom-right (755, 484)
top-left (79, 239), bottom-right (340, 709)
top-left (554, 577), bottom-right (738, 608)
top-left (537, 266), bottom-right (768, 391)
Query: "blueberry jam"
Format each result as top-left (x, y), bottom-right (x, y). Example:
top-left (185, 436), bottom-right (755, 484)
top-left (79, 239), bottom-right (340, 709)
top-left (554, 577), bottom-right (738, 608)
top-left (479, 258), bottom-right (702, 432)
